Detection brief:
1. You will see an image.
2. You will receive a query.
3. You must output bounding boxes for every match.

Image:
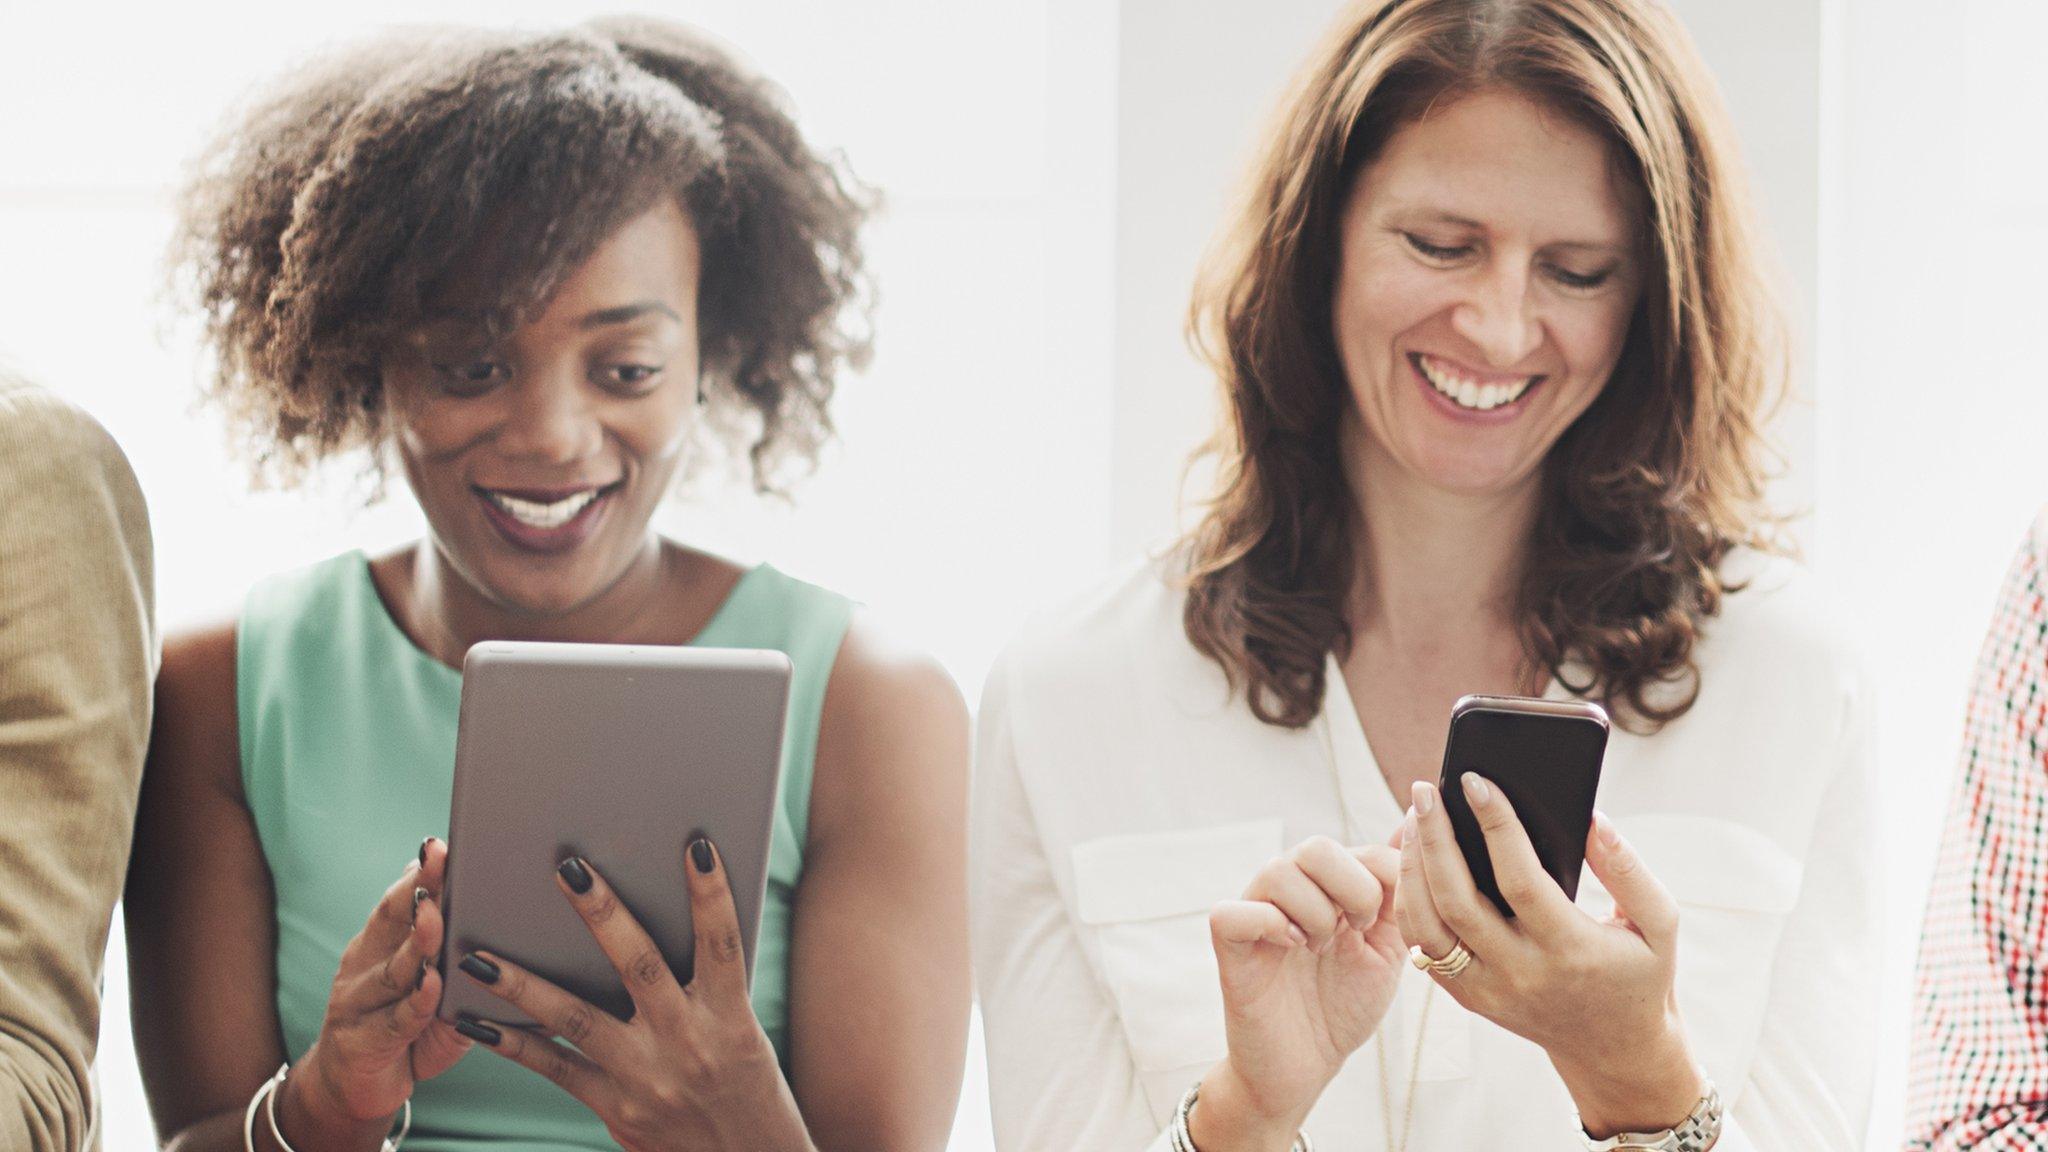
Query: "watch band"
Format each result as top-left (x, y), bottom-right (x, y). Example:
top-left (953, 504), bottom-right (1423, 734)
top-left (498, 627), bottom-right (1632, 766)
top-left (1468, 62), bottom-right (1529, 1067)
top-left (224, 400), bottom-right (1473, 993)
top-left (1576, 1083), bottom-right (1722, 1152)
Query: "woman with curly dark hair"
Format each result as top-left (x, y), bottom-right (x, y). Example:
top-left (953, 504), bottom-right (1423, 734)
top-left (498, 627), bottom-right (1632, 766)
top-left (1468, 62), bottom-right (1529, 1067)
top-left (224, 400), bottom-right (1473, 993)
top-left (125, 19), bottom-right (968, 1152)
top-left (974, 0), bottom-right (1872, 1149)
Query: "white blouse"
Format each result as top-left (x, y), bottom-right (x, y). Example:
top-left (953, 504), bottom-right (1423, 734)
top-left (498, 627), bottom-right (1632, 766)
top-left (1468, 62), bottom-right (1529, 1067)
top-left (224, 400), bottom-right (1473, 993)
top-left (971, 552), bottom-right (1874, 1151)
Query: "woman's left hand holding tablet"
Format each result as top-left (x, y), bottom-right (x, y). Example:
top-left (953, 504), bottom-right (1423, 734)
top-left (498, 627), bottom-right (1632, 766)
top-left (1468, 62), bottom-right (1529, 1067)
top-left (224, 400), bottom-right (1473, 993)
top-left (1396, 777), bottom-right (1707, 1139)
top-left (457, 838), bottom-right (813, 1152)
top-left (276, 839), bottom-right (473, 1148)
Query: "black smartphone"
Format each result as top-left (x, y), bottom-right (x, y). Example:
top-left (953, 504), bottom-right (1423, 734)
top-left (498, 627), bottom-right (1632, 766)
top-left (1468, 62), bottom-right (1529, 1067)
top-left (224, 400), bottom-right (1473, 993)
top-left (1436, 694), bottom-right (1609, 917)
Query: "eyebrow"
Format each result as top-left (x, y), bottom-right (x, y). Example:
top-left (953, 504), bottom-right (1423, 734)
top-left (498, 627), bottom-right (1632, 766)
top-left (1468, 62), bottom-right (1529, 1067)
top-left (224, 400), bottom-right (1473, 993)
top-left (579, 302), bottom-right (683, 330)
top-left (1398, 209), bottom-right (1630, 257)
top-left (1409, 209), bottom-right (1489, 231)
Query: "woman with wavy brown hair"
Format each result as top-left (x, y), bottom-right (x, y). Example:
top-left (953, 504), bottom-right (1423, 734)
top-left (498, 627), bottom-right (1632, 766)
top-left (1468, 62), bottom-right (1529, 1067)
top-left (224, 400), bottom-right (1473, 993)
top-left (973, 0), bottom-right (1872, 1149)
top-left (126, 19), bottom-right (968, 1152)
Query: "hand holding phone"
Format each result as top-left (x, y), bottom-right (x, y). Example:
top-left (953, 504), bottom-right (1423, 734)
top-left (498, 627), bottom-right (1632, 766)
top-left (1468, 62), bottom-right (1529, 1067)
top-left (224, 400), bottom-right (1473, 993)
top-left (1436, 694), bottom-right (1609, 916)
top-left (1404, 697), bottom-right (1706, 1138)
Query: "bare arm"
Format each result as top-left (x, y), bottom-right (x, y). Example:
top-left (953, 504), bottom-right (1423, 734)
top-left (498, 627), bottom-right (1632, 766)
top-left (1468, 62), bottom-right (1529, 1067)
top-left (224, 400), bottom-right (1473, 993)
top-left (0, 386), bottom-right (154, 1152)
top-left (786, 615), bottom-right (972, 1152)
top-left (124, 623), bottom-right (293, 1149)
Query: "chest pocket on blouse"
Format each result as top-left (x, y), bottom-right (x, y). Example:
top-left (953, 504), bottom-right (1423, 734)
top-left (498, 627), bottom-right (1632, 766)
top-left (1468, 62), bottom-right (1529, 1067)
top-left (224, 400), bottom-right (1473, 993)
top-left (1070, 820), bottom-right (1282, 1080)
top-left (1577, 813), bottom-right (1803, 1083)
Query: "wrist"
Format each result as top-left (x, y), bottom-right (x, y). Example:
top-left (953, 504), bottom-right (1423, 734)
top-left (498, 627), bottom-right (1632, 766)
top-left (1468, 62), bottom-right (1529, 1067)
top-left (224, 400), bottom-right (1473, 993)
top-left (706, 1026), bottom-right (811, 1152)
top-left (275, 1047), bottom-right (392, 1152)
top-left (1185, 1058), bottom-right (1311, 1152)
top-left (1556, 1034), bottom-right (1706, 1140)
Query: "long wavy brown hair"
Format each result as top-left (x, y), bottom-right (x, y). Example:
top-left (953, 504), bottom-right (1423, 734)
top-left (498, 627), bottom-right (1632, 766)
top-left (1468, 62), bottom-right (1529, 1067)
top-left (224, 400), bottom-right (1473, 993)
top-left (1181, 0), bottom-right (1785, 732)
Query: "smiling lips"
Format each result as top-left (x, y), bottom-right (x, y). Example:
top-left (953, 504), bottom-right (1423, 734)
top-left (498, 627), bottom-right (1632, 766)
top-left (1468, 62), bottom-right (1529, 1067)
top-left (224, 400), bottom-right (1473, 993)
top-left (474, 480), bottom-right (622, 551)
top-left (482, 486), bottom-right (610, 530)
top-left (1413, 352), bottom-right (1540, 413)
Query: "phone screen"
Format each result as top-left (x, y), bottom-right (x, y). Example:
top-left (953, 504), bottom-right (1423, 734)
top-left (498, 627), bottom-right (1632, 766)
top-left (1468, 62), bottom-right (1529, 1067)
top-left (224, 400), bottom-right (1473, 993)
top-left (1437, 701), bottom-right (1607, 917)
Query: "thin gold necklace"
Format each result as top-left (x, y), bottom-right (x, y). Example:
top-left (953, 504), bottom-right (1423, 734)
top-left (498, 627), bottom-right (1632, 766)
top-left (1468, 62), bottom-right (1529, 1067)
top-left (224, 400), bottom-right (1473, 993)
top-left (1376, 982), bottom-right (1434, 1152)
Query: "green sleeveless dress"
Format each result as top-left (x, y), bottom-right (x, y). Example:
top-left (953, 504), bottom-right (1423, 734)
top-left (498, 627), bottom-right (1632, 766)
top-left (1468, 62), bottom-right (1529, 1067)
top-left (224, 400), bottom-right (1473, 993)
top-left (237, 550), bottom-right (853, 1151)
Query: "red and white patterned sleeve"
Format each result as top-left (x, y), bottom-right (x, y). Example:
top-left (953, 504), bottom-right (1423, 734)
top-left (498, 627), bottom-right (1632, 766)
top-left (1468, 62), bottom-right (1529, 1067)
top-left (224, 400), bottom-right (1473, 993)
top-left (1907, 510), bottom-right (2048, 1151)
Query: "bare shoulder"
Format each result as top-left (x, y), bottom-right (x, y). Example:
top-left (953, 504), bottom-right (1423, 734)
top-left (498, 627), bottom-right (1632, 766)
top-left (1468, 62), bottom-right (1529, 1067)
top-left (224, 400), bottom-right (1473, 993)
top-left (150, 619), bottom-right (243, 799)
top-left (810, 612), bottom-right (969, 840)
top-left (824, 612), bottom-right (967, 729)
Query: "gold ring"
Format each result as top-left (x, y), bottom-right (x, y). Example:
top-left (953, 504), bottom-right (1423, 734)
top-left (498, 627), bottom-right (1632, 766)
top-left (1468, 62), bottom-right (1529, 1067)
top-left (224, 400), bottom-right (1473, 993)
top-left (1408, 941), bottom-right (1474, 979)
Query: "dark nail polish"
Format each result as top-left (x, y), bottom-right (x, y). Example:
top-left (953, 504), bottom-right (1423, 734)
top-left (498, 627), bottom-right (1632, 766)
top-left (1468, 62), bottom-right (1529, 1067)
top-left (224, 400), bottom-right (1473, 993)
top-left (413, 887), bottom-right (428, 924)
top-left (690, 838), bottom-right (714, 875)
top-left (454, 1014), bottom-right (501, 1046)
top-left (419, 837), bottom-right (433, 868)
top-left (459, 953), bottom-right (501, 985)
top-left (558, 856), bottom-right (593, 894)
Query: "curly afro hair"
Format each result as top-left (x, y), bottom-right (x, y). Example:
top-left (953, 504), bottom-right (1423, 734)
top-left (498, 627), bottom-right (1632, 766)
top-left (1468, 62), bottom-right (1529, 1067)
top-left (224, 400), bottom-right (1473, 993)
top-left (171, 17), bottom-right (876, 495)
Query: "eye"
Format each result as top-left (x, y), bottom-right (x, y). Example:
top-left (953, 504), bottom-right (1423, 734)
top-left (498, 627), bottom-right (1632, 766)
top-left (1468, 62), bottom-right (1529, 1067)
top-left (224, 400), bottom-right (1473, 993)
top-left (597, 363), bottom-right (666, 393)
top-left (431, 359), bottom-right (509, 396)
top-left (1543, 263), bottom-right (1615, 292)
top-left (1402, 232), bottom-right (1473, 263)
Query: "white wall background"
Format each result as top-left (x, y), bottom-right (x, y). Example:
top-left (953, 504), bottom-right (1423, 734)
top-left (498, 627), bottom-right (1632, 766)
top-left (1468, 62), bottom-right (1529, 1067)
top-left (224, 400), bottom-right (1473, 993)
top-left (0, 0), bottom-right (2035, 1149)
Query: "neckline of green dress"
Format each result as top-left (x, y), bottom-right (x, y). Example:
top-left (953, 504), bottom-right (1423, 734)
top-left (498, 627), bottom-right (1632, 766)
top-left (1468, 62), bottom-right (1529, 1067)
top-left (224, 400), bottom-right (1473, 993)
top-left (345, 548), bottom-right (773, 678)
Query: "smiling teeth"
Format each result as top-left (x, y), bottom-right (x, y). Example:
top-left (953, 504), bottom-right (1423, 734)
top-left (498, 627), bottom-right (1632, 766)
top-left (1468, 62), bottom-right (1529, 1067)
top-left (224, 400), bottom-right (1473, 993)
top-left (487, 489), bottom-right (601, 529)
top-left (1417, 355), bottom-right (1534, 412)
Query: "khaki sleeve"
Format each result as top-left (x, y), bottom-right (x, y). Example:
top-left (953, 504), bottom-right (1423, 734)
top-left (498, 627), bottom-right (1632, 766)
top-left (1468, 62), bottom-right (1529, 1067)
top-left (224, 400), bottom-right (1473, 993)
top-left (0, 379), bottom-right (155, 1152)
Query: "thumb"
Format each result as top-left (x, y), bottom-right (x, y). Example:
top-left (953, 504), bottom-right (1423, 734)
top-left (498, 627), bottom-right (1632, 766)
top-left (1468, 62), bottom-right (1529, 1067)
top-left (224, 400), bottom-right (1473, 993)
top-left (1583, 811), bottom-right (1679, 952)
top-left (1351, 844), bottom-right (1401, 918)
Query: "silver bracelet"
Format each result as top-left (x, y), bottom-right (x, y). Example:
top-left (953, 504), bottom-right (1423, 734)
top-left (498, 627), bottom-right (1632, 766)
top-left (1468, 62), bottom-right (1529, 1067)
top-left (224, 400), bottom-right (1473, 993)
top-left (243, 1063), bottom-right (412, 1152)
top-left (1171, 1083), bottom-right (1312, 1152)
top-left (1574, 1081), bottom-right (1722, 1152)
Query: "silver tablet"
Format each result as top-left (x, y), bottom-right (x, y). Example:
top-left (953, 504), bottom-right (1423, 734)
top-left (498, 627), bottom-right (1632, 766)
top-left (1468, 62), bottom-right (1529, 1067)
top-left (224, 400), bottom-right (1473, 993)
top-left (436, 640), bottom-right (791, 1026)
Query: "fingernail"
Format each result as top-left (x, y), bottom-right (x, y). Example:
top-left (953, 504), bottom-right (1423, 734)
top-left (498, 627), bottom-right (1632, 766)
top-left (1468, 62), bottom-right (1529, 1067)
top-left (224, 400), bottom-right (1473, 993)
top-left (454, 1014), bottom-right (501, 1046)
top-left (415, 961), bottom-right (429, 991)
top-left (1596, 810), bottom-right (1622, 849)
top-left (1287, 923), bottom-right (1309, 947)
top-left (459, 953), bottom-right (500, 985)
top-left (558, 856), bottom-right (593, 895)
top-left (413, 887), bottom-right (428, 924)
top-left (1403, 807), bottom-right (1418, 839)
top-left (690, 838), bottom-right (714, 875)
top-left (419, 837), bottom-right (434, 868)
top-left (1463, 774), bottom-right (1491, 807)
top-left (1412, 781), bottom-right (1435, 816)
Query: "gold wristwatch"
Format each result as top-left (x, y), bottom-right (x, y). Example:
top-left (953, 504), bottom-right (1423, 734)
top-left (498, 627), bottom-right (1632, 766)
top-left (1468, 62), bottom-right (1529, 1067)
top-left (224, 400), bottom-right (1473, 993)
top-left (1575, 1083), bottom-right (1722, 1152)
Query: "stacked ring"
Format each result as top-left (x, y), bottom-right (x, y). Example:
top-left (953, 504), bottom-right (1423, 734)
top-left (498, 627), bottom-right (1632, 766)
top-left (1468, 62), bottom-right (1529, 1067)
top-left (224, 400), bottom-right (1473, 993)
top-left (1408, 940), bottom-right (1474, 979)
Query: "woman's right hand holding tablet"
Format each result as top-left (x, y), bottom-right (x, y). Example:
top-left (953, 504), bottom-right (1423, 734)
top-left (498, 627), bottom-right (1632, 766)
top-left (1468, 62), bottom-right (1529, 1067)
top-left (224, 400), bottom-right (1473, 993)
top-left (1192, 835), bottom-right (1406, 1151)
top-left (273, 837), bottom-right (472, 1149)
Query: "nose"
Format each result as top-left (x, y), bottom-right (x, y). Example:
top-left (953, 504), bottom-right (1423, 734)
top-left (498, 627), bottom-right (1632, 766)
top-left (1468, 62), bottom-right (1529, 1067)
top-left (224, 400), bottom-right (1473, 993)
top-left (1450, 264), bottom-right (1543, 369)
top-left (497, 369), bottom-right (601, 464)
